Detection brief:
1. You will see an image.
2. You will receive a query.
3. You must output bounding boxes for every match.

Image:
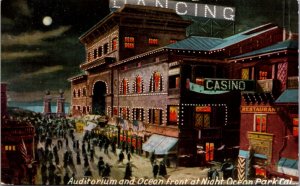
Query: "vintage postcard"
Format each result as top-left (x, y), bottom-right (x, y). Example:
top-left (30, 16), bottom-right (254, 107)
top-left (1, 0), bottom-right (299, 185)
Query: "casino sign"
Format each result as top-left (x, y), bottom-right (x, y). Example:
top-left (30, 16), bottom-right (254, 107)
top-left (204, 79), bottom-right (255, 91)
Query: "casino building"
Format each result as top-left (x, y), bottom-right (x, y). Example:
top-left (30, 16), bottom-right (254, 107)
top-left (69, 4), bottom-right (298, 168)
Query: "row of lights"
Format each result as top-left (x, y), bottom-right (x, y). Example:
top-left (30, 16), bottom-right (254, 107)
top-left (92, 80), bottom-right (109, 94)
top-left (233, 51), bottom-right (285, 63)
top-left (118, 92), bottom-right (168, 97)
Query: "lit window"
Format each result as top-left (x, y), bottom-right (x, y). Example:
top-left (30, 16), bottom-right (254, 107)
top-left (168, 106), bottom-right (178, 125)
top-left (124, 37), bottom-right (135, 49)
top-left (148, 38), bottom-right (158, 45)
top-left (293, 118), bottom-right (298, 137)
top-left (241, 68), bottom-right (250, 80)
top-left (254, 114), bottom-right (267, 132)
top-left (112, 37), bottom-right (118, 51)
top-left (149, 109), bottom-right (162, 125)
top-left (120, 79), bottom-right (129, 95)
top-left (259, 71), bottom-right (268, 80)
top-left (205, 143), bottom-right (214, 161)
top-left (195, 113), bottom-right (210, 128)
top-left (150, 72), bottom-right (162, 92)
top-left (135, 76), bottom-right (143, 93)
top-left (170, 39), bottom-right (177, 44)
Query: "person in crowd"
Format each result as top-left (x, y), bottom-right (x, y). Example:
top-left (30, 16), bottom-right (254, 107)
top-left (118, 151), bottom-right (125, 163)
top-left (63, 172), bottom-right (70, 185)
top-left (124, 162), bottom-right (132, 180)
top-left (150, 151), bottom-right (156, 166)
top-left (153, 161), bottom-right (159, 178)
top-left (84, 167), bottom-right (92, 177)
top-left (54, 172), bottom-right (61, 185)
top-left (102, 163), bottom-right (111, 179)
top-left (97, 157), bottom-right (105, 176)
top-left (127, 152), bottom-right (131, 162)
top-left (159, 161), bottom-right (167, 177)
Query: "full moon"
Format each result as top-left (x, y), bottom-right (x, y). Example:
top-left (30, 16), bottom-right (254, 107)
top-left (42, 16), bottom-right (52, 26)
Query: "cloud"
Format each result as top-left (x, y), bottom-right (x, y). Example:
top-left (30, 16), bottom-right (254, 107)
top-left (8, 65), bottom-right (64, 83)
top-left (2, 26), bottom-right (71, 46)
top-left (2, 51), bottom-right (44, 61)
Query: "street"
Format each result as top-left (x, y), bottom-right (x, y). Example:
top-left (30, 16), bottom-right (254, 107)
top-left (35, 131), bottom-right (215, 185)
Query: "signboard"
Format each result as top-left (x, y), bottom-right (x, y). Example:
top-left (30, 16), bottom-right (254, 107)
top-left (110, 0), bottom-right (235, 21)
top-left (204, 79), bottom-right (255, 91)
top-left (168, 68), bottom-right (180, 76)
top-left (241, 106), bottom-right (279, 114)
top-left (195, 106), bottom-right (211, 113)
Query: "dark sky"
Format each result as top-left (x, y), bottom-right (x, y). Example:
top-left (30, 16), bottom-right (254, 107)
top-left (1, 0), bottom-right (298, 103)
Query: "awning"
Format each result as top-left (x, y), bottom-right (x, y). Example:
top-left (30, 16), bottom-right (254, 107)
top-left (239, 150), bottom-right (267, 159)
top-left (142, 134), bottom-right (178, 155)
top-left (275, 89), bottom-right (298, 105)
top-left (277, 158), bottom-right (298, 177)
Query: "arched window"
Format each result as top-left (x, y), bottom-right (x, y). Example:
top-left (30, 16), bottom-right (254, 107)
top-left (73, 89), bottom-right (76, 98)
top-left (150, 72), bottom-right (162, 92)
top-left (134, 75), bottom-right (143, 93)
top-left (77, 89), bottom-right (81, 97)
top-left (120, 79), bottom-right (129, 95)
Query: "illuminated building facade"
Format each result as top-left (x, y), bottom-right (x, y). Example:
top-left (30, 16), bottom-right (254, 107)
top-left (69, 4), bottom-right (298, 169)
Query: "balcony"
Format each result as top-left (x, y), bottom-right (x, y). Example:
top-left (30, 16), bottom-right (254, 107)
top-left (256, 79), bottom-right (279, 93)
top-left (145, 124), bottom-right (179, 138)
top-left (287, 76), bottom-right (298, 89)
top-left (248, 131), bottom-right (273, 163)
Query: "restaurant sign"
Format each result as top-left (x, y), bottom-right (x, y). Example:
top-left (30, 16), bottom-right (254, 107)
top-left (204, 79), bottom-right (255, 91)
top-left (241, 106), bottom-right (280, 113)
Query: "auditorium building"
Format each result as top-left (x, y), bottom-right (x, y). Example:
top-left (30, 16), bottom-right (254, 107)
top-left (69, 4), bottom-right (298, 170)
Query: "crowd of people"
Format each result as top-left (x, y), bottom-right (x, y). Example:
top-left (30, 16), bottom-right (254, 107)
top-left (11, 113), bottom-right (171, 184)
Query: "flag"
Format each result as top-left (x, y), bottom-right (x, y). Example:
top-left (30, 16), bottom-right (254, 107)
top-left (19, 138), bottom-right (28, 162)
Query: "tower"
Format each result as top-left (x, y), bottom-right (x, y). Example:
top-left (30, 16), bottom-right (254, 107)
top-left (43, 90), bottom-right (52, 116)
top-left (56, 89), bottom-right (65, 117)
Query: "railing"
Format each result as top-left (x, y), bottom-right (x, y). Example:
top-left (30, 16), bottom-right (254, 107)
top-left (168, 88), bottom-right (180, 95)
top-left (287, 76), bottom-right (298, 89)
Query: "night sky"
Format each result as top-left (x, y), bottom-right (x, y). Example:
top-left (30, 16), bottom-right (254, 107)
top-left (1, 0), bottom-right (298, 103)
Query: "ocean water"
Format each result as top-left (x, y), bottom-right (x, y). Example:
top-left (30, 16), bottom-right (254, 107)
top-left (8, 101), bottom-right (70, 114)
